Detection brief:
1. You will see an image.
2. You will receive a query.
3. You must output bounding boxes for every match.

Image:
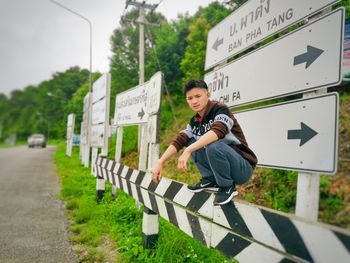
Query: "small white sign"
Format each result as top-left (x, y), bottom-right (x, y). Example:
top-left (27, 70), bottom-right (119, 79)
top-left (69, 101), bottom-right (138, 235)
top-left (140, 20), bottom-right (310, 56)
top-left (66, 113), bottom-right (75, 139)
top-left (147, 72), bottom-right (163, 115)
top-left (90, 124), bottom-right (105, 148)
top-left (83, 92), bottom-right (91, 113)
top-left (147, 115), bottom-right (158, 144)
top-left (90, 74), bottom-right (110, 148)
top-left (66, 126), bottom-right (73, 140)
top-left (236, 93), bottom-right (338, 174)
top-left (92, 74), bottom-right (108, 103)
top-left (205, 0), bottom-right (339, 69)
top-left (80, 122), bottom-right (88, 144)
top-left (92, 98), bottom-right (107, 125)
top-left (204, 9), bottom-right (344, 107)
top-left (67, 113), bottom-right (75, 127)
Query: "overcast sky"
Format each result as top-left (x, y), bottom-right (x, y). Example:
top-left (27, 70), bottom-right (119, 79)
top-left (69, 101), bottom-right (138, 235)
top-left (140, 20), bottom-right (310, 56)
top-left (0, 0), bottom-right (216, 96)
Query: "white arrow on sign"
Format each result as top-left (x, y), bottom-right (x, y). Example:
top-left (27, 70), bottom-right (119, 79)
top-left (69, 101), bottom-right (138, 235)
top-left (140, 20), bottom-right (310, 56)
top-left (204, 8), bottom-right (344, 108)
top-left (205, 0), bottom-right (340, 70)
top-left (236, 93), bottom-right (338, 174)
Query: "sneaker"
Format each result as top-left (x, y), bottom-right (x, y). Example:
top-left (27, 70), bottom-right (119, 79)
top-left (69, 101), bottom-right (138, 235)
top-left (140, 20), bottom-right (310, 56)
top-left (213, 185), bottom-right (238, 206)
top-left (187, 178), bottom-right (219, 193)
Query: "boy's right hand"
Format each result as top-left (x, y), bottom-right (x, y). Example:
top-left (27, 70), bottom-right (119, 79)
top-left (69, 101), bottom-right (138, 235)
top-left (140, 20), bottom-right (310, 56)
top-left (151, 162), bottom-right (163, 183)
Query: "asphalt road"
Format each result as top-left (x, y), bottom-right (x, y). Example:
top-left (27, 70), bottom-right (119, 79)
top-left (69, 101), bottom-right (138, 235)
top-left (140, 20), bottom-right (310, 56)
top-left (0, 146), bottom-right (78, 263)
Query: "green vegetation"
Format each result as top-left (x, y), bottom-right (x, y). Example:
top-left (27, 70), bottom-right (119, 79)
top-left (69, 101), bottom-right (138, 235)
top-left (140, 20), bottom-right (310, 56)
top-left (55, 143), bottom-right (234, 263)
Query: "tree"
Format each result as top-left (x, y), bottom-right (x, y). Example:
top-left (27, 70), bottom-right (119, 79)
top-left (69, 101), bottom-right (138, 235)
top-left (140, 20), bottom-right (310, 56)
top-left (180, 2), bottom-right (231, 84)
top-left (109, 8), bottom-right (167, 117)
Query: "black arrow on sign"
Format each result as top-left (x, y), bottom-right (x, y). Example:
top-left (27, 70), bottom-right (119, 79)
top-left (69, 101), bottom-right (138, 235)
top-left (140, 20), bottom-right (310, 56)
top-left (212, 37), bottom-right (224, 51)
top-left (287, 122), bottom-right (318, 146)
top-left (138, 108), bottom-right (145, 119)
top-left (293, 45), bottom-right (324, 69)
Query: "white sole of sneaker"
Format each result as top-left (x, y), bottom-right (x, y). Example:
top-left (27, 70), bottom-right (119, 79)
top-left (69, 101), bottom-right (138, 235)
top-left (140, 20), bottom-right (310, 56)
top-left (213, 190), bottom-right (239, 206)
top-left (187, 187), bottom-right (219, 193)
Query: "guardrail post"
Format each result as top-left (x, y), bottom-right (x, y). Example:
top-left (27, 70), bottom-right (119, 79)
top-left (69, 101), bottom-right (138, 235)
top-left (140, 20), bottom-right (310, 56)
top-left (96, 174), bottom-right (106, 201)
top-left (113, 126), bottom-right (123, 197)
top-left (142, 207), bottom-right (159, 248)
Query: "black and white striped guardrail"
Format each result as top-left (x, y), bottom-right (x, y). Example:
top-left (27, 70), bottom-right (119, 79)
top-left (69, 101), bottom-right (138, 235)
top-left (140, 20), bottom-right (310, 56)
top-left (95, 156), bottom-right (350, 263)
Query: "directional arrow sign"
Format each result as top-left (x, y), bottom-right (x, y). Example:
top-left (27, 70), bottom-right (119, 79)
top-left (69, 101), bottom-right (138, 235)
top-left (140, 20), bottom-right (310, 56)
top-left (115, 83), bottom-right (148, 125)
top-left (287, 122), bottom-right (318, 146)
top-left (212, 37), bottom-right (224, 51)
top-left (115, 72), bottom-right (162, 125)
top-left (236, 93), bottom-right (339, 174)
top-left (204, 9), bottom-right (344, 108)
top-left (293, 45), bottom-right (324, 69)
top-left (205, 0), bottom-right (340, 69)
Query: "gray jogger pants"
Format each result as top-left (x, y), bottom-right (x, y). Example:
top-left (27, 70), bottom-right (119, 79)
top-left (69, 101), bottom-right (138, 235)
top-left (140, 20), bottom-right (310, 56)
top-left (190, 140), bottom-right (254, 187)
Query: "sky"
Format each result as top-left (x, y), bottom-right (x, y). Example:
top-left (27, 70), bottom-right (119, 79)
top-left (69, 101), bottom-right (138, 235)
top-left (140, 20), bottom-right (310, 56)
top-left (0, 0), bottom-right (216, 96)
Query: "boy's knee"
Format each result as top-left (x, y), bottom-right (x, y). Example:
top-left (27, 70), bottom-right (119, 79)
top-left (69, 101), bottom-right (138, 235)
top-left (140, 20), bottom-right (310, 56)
top-left (205, 141), bottom-right (222, 154)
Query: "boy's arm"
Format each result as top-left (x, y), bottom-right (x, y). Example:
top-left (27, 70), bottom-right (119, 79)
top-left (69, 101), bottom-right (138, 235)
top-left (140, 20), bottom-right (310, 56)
top-left (178, 130), bottom-right (219, 173)
top-left (151, 144), bottom-right (178, 183)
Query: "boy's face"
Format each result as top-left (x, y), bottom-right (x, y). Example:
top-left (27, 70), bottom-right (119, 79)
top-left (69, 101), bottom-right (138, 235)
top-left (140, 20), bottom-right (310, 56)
top-left (186, 87), bottom-right (210, 115)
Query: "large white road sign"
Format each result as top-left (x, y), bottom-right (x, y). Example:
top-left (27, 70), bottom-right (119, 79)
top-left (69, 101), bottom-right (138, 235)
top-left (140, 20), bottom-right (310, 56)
top-left (115, 84), bottom-right (148, 125)
top-left (91, 74), bottom-right (110, 148)
top-left (205, 0), bottom-right (339, 69)
top-left (236, 93), bottom-right (338, 174)
top-left (115, 72), bottom-right (162, 125)
top-left (204, 9), bottom-right (344, 108)
top-left (92, 74), bottom-right (109, 103)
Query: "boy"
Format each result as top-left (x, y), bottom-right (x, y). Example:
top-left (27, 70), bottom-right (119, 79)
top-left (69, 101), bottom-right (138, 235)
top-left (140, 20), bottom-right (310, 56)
top-left (151, 79), bottom-right (257, 205)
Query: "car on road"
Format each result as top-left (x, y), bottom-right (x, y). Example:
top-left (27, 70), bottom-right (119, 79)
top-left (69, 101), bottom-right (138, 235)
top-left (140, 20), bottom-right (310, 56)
top-left (27, 134), bottom-right (46, 148)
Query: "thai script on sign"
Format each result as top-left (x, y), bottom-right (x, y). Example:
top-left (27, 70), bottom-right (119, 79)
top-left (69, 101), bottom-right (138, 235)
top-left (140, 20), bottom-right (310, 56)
top-left (208, 72), bottom-right (229, 93)
top-left (230, 0), bottom-right (270, 37)
top-left (116, 93), bottom-right (147, 109)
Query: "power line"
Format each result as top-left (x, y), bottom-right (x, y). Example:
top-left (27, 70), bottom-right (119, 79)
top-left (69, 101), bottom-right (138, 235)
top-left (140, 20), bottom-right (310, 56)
top-left (144, 22), bottom-right (178, 126)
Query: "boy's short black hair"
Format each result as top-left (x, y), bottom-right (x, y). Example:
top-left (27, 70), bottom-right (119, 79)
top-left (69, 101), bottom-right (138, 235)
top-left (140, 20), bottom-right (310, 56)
top-left (184, 79), bottom-right (208, 95)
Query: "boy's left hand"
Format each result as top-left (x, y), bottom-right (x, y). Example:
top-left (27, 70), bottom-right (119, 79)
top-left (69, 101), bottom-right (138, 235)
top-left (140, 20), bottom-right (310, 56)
top-left (178, 150), bottom-right (191, 173)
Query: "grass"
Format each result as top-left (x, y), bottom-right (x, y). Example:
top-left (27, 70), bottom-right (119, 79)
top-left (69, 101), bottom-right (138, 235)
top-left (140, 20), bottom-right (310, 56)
top-left (54, 143), bottom-right (235, 263)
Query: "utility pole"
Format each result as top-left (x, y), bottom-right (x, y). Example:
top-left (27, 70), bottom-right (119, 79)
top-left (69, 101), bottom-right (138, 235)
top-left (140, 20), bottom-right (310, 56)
top-left (124, 0), bottom-right (159, 160)
top-left (125, 0), bottom-right (158, 85)
top-left (124, 0), bottom-right (160, 249)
